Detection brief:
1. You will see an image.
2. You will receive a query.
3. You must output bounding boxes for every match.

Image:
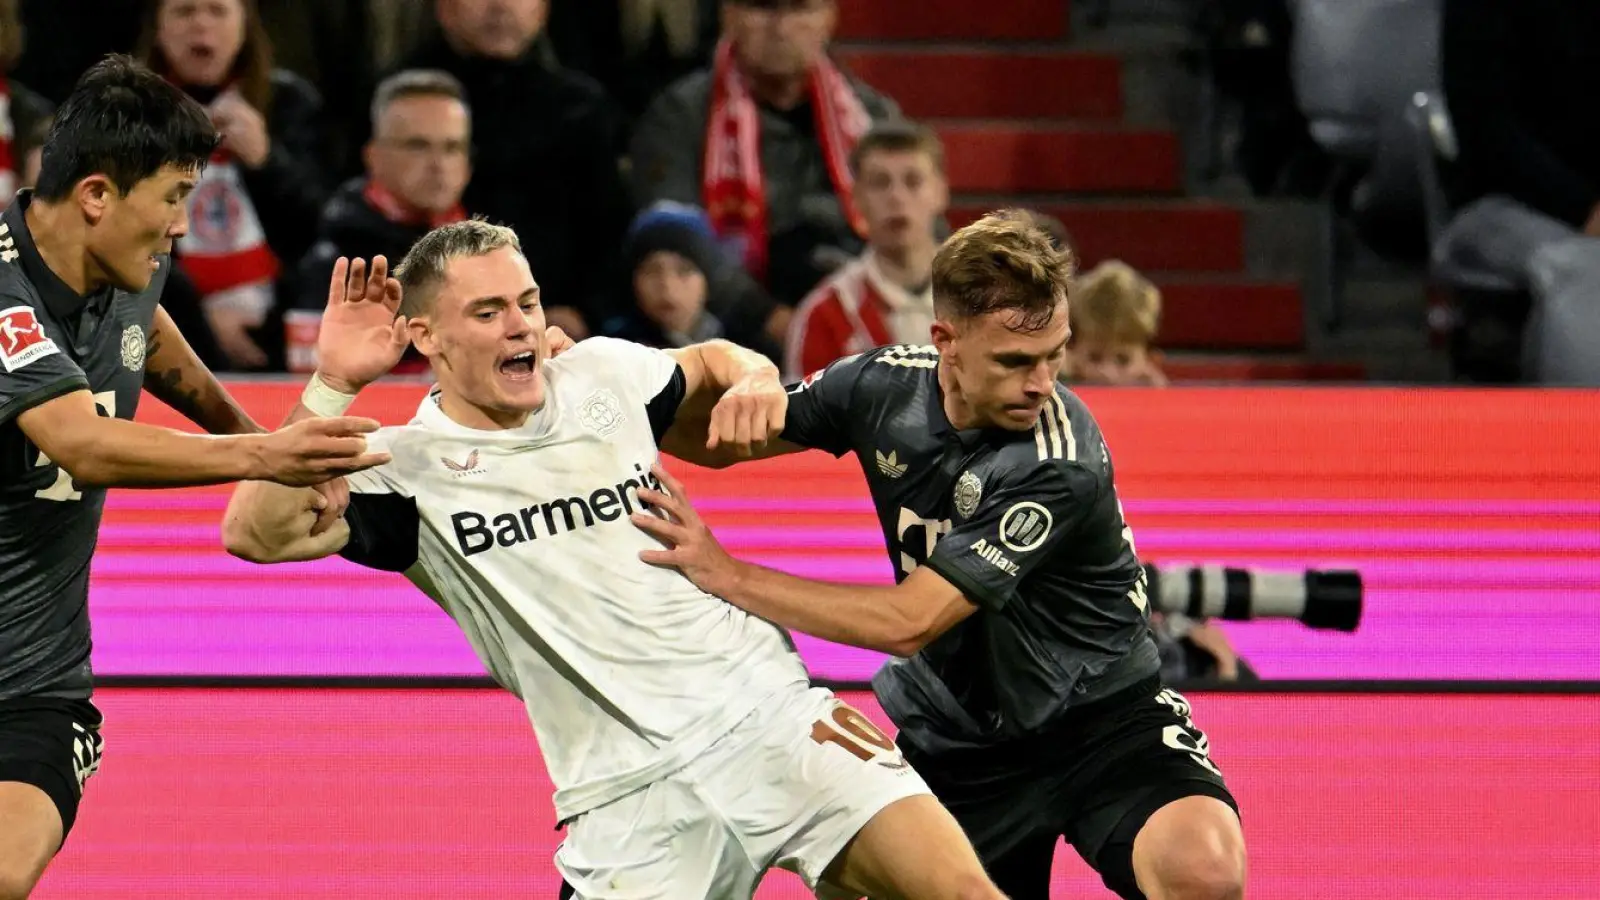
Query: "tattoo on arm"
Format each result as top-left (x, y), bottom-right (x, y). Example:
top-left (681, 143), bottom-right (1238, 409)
top-left (142, 313), bottom-right (260, 435)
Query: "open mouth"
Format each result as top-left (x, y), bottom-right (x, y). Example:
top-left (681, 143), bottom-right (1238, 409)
top-left (499, 350), bottom-right (537, 380)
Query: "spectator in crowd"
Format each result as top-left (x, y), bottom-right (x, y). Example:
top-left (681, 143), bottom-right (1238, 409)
top-left (291, 69), bottom-right (471, 376)
top-left (603, 201), bottom-right (785, 360)
top-left (547, 0), bottom-right (720, 122)
top-left (13, 113), bottom-right (48, 193)
top-left (136, 0), bottom-right (331, 370)
top-left (1438, 0), bottom-right (1600, 384)
top-left (631, 0), bottom-right (899, 306)
top-left (1063, 260), bottom-right (1168, 387)
top-left (1153, 612), bottom-right (1255, 684)
top-left (784, 119), bottom-right (946, 379)
top-left (0, 0), bottom-right (53, 206)
top-left (394, 0), bottom-right (630, 339)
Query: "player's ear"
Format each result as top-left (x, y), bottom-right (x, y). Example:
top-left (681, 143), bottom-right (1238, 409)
top-left (408, 315), bottom-right (437, 356)
top-left (76, 175), bottom-right (114, 225)
top-left (930, 318), bottom-right (957, 354)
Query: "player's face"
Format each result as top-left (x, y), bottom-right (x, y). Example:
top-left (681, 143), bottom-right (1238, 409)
top-left (854, 149), bottom-right (947, 255)
top-left (89, 164), bottom-right (198, 293)
top-left (418, 247), bottom-right (549, 426)
top-left (935, 299), bottom-right (1071, 431)
top-left (724, 0), bottom-right (836, 80)
top-left (368, 95), bottom-right (472, 215)
top-left (633, 251), bottom-right (707, 336)
top-left (157, 0), bottom-right (247, 88)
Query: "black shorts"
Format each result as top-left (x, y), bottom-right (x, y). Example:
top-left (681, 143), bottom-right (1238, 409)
top-left (0, 697), bottom-right (105, 840)
top-left (900, 677), bottom-right (1238, 900)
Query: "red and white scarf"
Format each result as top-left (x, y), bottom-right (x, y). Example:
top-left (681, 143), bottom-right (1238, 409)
top-left (703, 39), bottom-right (870, 282)
top-left (0, 75), bottom-right (18, 207)
top-left (363, 179), bottom-right (466, 228)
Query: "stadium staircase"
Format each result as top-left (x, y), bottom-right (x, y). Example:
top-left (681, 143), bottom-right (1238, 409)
top-left (832, 0), bottom-right (1376, 382)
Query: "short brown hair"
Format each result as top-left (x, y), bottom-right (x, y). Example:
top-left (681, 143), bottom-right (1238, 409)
top-left (932, 209), bottom-right (1076, 332)
top-left (370, 68), bottom-right (469, 134)
top-left (1071, 260), bottom-right (1161, 344)
top-left (849, 118), bottom-right (945, 177)
top-left (395, 218), bottom-right (522, 318)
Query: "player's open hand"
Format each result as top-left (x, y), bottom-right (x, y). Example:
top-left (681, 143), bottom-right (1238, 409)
top-left (258, 416), bottom-right (392, 486)
top-left (707, 371), bottom-right (787, 457)
top-left (632, 464), bottom-right (737, 595)
top-left (317, 256), bottom-right (410, 394)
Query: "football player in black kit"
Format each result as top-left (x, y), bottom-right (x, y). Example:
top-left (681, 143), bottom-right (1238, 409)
top-left (0, 57), bottom-right (385, 899)
top-left (634, 211), bottom-right (1247, 900)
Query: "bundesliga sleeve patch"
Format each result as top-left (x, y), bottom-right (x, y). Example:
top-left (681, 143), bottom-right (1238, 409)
top-left (0, 305), bottom-right (61, 373)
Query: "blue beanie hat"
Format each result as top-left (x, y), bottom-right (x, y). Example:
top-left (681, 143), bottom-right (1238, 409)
top-left (624, 201), bottom-right (724, 278)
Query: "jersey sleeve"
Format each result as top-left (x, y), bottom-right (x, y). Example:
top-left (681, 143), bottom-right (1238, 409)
top-left (572, 336), bottom-right (685, 443)
top-left (925, 462), bottom-right (1099, 612)
top-left (340, 468), bottom-right (421, 573)
top-left (778, 349), bottom-right (875, 457)
top-left (0, 300), bottom-right (90, 428)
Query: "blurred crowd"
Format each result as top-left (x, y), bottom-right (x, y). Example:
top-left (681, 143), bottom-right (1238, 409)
top-left (0, 0), bottom-right (1180, 389)
top-left (1200, 0), bottom-right (1600, 385)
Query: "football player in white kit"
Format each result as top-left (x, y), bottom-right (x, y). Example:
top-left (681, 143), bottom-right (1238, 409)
top-left (220, 221), bottom-right (1007, 900)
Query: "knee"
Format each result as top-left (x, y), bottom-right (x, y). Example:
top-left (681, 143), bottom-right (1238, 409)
top-left (1150, 845), bottom-right (1246, 900)
top-left (1135, 798), bottom-right (1246, 900)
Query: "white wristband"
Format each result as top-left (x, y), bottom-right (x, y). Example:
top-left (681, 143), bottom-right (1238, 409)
top-left (301, 372), bottom-right (357, 417)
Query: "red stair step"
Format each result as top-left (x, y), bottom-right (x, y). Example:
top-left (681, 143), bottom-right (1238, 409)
top-left (838, 50), bottom-right (1120, 120)
top-left (948, 202), bottom-right (1245, 273)
top-left (1154, 281), bottom-right (1304, 350)
top-left (837, 0), bottom-right (1068, 40)
top-left (936, 124), bottom-right (1180, 193)
top-left (1162, 354), bottom-right (1367, 382)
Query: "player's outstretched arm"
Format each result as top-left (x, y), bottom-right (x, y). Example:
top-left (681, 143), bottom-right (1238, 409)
top-left (143, 305), bottom-right (263, 436)
top-left (659, 339), bottom-right (807, 467)
top-left (222, 404), bottom-right (357, 563)
top-left (634, 464), bottom-right (980, 656)
top-left (15, 392), bottom-right (388, 489)
top-left (225, 255), bottom-right (411, 563)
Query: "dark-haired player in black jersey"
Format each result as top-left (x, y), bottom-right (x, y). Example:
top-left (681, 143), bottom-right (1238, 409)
top-left (634, 211), bottom-right (1247, 900)
top-left (0, 56), bottom-right (385, 898)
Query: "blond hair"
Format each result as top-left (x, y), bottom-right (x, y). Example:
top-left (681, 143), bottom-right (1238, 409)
top-left (1070, 260), bottom-right (1161, 344)
top-left (395, 218), bottom-right (522, 317)
top-left (932, 209), bottom-right (1076, 332)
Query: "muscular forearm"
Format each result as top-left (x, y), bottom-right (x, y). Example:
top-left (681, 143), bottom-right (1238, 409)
top-left (51, 416), bottom-right (267, 488)
top-left (696, 339), bottom-right (778, 391)
top-left (708, 561), bottom-right (924, 656)
top-left (222, 402), bottom-right (348, 562)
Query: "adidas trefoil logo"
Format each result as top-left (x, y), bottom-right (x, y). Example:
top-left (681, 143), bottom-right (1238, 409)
top-left (875, 449), bottom-right (908, 479)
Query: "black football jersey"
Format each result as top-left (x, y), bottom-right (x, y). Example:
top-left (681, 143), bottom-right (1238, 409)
top-left (781, 344), bottom-right (1159, 751)
top-left (0, 191), bottom-right (166, 699)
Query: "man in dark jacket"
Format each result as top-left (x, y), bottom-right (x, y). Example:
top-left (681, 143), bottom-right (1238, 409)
top-left (630, 0), bottom-right (900, 306)
top-left (292, 69), bottom-right (473, 374)
top-left (388, 0), bottom-right (630, 337)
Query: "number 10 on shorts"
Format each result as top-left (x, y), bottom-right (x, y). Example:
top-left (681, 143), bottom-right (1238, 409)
top-left (811, 702), bottom-right (910, 771)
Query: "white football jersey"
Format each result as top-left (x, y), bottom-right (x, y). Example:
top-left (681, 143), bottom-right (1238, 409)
top-left (340, 338), bottom-right (810, 822)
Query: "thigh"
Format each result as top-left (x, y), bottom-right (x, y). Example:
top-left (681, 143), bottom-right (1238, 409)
top-left (0, 698), bottom-right (104, 841)
top-left (1063, 687), bottom-right (1238, 900)
top-left (820, 793), bottom-right (998, 900)
top-left (697, 689), bottom-right (940, 896)
top-left (555, 776), bottom-right (756, 900)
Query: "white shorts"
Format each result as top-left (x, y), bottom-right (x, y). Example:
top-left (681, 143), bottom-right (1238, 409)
top-left (555, 686), bottom-right (931, 900)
